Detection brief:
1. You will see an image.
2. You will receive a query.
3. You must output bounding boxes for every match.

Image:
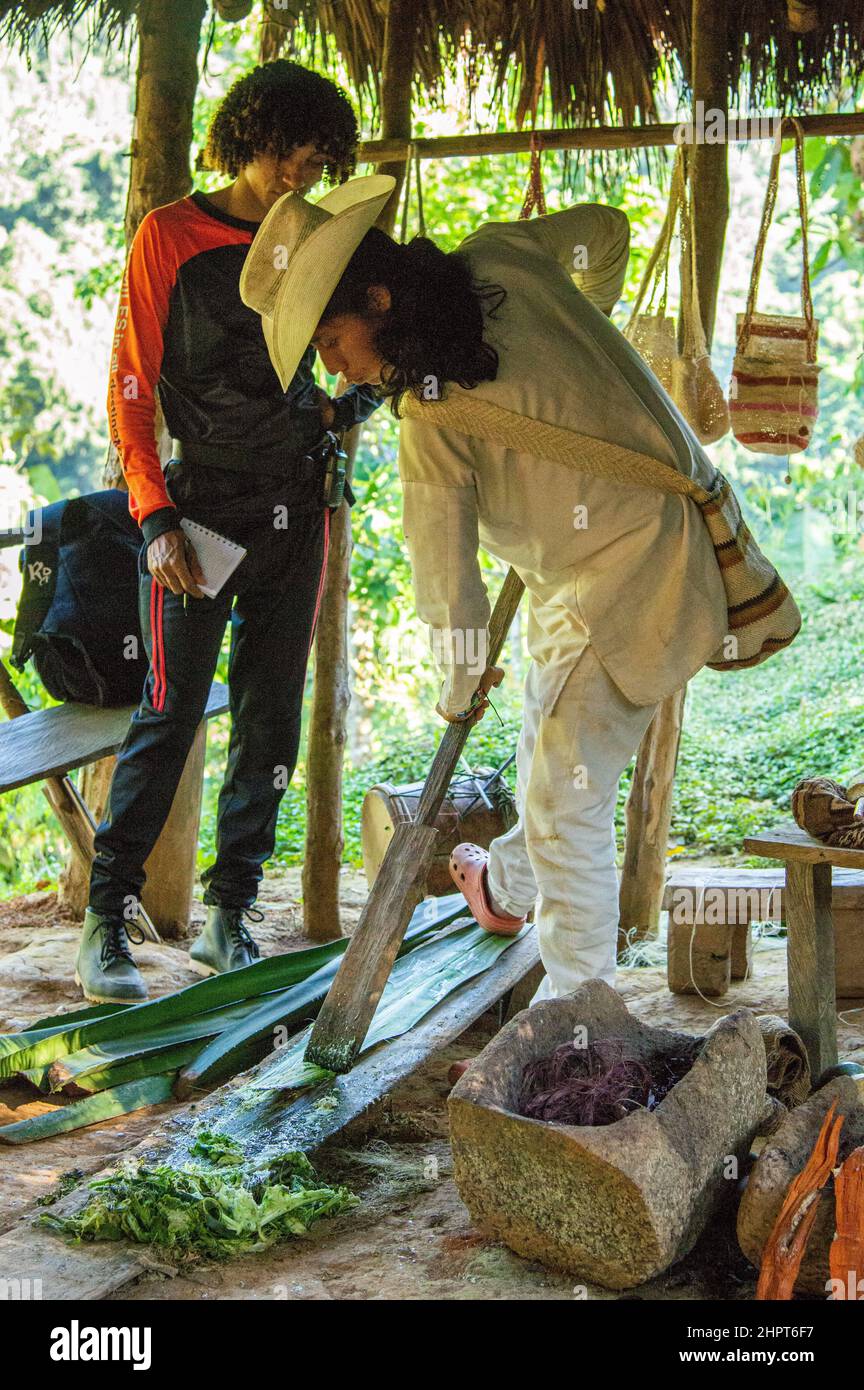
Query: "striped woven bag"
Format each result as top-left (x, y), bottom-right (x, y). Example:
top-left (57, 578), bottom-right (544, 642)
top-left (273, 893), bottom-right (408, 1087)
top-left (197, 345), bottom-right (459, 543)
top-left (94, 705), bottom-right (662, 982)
top-left (730, 118), bottom-right (820, 455)
top-left (400, 390), bottom-right (801, 671)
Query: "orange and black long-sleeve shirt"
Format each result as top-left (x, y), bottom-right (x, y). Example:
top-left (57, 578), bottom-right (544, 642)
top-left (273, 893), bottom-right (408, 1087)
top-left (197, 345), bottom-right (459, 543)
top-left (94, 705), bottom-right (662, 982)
top-left (108, 190), bottom-right (380, 544)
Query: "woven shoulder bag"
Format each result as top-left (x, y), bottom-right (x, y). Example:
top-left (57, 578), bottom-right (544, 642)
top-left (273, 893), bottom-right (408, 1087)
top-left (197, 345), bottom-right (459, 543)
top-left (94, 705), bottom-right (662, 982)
top-left (400, 390), bottom-right (801, 671)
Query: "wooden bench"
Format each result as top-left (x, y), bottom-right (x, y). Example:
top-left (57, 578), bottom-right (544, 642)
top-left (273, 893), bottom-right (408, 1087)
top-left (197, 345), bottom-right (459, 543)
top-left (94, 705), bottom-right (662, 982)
top-left (664, 863), bottom-right (864, 1001)
top-left (0, 674), bottom-right (229, 938)
top-left (738, 826), bottom-right (864, 1078)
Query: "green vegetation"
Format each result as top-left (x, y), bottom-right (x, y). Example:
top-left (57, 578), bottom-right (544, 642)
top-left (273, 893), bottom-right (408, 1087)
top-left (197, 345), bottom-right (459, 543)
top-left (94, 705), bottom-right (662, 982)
top-left (0, 896), bottom-right (476, 1143)
top-left (39, 1132), bottom-right (358, 1258)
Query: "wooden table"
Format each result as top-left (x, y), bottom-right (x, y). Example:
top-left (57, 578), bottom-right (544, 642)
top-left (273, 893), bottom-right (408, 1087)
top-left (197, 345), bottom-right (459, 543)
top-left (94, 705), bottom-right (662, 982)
top-left (743, 824), bottom-right (864, 1077)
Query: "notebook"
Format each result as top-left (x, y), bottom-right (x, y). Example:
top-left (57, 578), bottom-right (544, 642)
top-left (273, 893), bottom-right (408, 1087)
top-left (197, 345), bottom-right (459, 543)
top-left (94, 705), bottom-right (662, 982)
top-left (180, 518), bottom-right (247, 599)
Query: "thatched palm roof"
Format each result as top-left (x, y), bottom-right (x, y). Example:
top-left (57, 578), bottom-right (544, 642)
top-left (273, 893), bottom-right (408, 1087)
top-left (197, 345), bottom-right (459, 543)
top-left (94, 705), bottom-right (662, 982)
top-left (2, 0), bottom-right (864, 125)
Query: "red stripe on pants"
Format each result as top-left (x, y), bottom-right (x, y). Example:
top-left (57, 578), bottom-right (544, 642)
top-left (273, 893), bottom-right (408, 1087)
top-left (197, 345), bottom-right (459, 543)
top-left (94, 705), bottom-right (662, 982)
top-left (150, 580), bottom-right (166, 712)
top-left (306, 507), bottom-right (331, 665)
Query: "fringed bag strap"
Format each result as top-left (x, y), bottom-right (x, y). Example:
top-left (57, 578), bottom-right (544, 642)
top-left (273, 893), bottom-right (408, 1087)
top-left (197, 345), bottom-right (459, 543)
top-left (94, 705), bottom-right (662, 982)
top-left (737, 115), bottom-right (816, 360)
top-left (679, 150), bottom-right (710, 362)
top-left (791, 116), bottom-right (817, 362)
top-left (400, 389), bottom-right (711, 503)
top-left (626, 146), bottom-right (685, 330)
top-left (737, 131), bottom-right (783, 354)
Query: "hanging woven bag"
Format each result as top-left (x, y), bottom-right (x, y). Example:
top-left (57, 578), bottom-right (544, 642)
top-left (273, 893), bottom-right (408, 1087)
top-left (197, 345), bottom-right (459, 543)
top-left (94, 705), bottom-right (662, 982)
top-left (624, 164), bottom-right (680, 392)
top-left (671, 155), bottom-right (730, 444)
top-left (730, 118), bottom-right (820, 455)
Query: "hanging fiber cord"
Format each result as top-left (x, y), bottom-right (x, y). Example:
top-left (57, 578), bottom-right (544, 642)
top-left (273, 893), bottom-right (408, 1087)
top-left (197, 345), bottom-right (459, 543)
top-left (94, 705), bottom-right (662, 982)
top-left (520, 132), bottom-right (548, 220)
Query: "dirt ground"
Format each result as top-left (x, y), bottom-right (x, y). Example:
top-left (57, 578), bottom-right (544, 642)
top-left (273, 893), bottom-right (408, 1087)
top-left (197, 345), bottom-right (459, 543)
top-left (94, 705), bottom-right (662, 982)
top-left (1, 869), bottom-right (863, 1302)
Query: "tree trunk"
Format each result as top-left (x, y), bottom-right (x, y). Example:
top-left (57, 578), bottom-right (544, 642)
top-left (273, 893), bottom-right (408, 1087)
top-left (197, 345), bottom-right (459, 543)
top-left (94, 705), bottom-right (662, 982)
top-left (302, 461), bottom-right (355, 942)
top-left (617, 0), bottom-right (730, 947)
top-left (104, 0), bottom-right (207, 488)
top-left (300, 0), bottom-right (418, 937)
top-left (375, 0), bottom-right (419, 234)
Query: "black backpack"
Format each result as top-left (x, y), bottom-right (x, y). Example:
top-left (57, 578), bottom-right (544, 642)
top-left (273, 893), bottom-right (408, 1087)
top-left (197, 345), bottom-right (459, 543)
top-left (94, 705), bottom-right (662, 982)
top-left (10, 489), bottom-right (149, 707)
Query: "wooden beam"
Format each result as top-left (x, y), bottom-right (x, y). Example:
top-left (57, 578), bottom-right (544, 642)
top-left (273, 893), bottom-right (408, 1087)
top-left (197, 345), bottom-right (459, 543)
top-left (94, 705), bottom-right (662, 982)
top-left (356, 111), bottom-right (864, 165)
top-left (375, 0), bottom-right (419, 234)
top-left (0, 682), bottom-right (228, 794)
top-left (744, 826), bottom-right (864, 870)
top-left (689, 0), bottom-right (730, 346)
top-left (140, 721), bottom-right (208, 939)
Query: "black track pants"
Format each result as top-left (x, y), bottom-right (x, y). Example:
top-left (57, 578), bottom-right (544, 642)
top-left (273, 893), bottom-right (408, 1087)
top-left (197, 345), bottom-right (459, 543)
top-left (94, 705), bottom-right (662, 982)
top-left (89, 476), bottom-right (329, 917)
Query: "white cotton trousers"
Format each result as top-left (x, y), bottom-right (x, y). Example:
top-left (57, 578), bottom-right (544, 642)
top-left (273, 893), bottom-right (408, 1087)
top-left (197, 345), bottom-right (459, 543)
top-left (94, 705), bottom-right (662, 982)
top-left (486, 644), bottom-right (658, 1002)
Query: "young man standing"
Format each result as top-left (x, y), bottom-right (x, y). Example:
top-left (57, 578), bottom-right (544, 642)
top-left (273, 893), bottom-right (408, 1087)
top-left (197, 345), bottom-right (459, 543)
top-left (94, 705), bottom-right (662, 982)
top-left (79, 62), bottom-right (387, 1003)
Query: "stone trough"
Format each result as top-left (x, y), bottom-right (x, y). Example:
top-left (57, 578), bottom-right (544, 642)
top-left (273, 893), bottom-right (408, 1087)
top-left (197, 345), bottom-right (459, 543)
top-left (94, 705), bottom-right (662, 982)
top-left (448, 979), bottom-right (770, 1289)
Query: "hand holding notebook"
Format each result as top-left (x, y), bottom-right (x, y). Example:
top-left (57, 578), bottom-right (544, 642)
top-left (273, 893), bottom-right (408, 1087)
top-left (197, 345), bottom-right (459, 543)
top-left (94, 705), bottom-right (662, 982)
top-left (179, 518), bottom-right (247, 598)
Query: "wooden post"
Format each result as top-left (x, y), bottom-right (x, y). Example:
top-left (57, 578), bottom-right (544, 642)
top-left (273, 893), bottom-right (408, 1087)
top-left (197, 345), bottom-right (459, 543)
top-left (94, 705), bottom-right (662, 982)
top-left (60, 0), bottom-right (209, 933)
top-left (689, 0), bottom-right (730, 348)
top-left (618, 685), bottom-right (686, 949)
top-left (141, 721), bottom-right (208, 939)
top-left (785, 861), bottom-right (838, 1079)
top-left (301, 0), bottom-right (418, 939)
top-left (302, 440), bottom-right (357, 943)
top-left (375, 0), bottom-right (419, 234)
top-left (618, 0), bottom-right (731, 947)
top-left (307, 570), bottom-right (525, 1072)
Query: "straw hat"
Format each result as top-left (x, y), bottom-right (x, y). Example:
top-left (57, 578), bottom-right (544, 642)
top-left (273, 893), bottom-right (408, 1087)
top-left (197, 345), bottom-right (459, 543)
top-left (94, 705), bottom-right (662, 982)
top-left (239, 174), bottom-right (396, 390)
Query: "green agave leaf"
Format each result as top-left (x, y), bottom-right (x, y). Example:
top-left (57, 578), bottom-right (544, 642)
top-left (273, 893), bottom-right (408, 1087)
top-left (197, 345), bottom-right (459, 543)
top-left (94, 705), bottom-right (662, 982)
top-left (0, 1077), bottom-right (175, 1145)
top-left (0, 936), bottom-right (349, 1083)
top-left (0, 893), bottom-right (469, 1085)
top-left (48, 997), bottom-right (267, 1092)
top-left (248, 921), bottom-right (522, 1094)
top-left (0, 896), bottom-right (474, 1141)
top-left (176, 896), bottom-right (473, 1097)
top-left (64, 1042), bottom-right (207, 1096)
top-left (24, 1001), bottom-right (131, 1032)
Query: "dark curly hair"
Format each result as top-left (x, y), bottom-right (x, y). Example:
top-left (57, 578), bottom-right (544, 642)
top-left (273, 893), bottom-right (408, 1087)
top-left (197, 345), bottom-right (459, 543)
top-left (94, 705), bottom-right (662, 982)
top-left (203, 60), bottom-right (358, 182)
top-left (319, 228), bottom-right (506, 412)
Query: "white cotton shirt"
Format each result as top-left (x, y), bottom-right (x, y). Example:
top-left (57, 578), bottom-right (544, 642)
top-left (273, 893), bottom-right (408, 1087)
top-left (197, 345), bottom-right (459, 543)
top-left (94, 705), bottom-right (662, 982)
top-left (397, 204), bottom-right (728, 715)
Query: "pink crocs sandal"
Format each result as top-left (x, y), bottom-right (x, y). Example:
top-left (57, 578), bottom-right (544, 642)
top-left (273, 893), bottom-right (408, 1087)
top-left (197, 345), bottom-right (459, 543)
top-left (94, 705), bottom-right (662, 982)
top-left (448, 842), bottom-right (527, 937)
